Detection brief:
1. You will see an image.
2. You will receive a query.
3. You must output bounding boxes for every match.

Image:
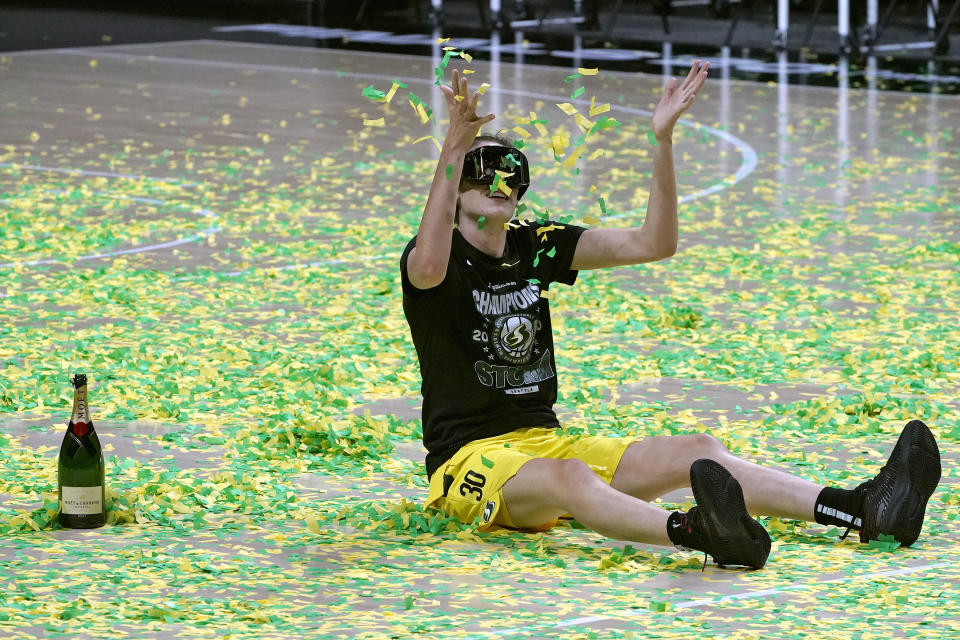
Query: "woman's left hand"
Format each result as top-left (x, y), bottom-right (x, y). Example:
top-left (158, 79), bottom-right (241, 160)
top-left (651, 60), bottom-right (710, 143)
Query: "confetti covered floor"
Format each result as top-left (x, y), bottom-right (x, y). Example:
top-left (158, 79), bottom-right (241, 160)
top-left (1, 39), bottom-right (959, 638)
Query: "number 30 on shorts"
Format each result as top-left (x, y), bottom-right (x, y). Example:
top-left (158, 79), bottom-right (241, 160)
top-left (459, 470), bottom-right (487, 502)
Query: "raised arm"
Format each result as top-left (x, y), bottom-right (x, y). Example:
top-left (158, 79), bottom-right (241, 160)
top-left (571, 60), bottom-right (709, 271)
top-left (406, 69), bottom-right (495, 289)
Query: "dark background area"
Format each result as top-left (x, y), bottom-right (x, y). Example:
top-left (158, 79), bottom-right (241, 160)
top-left (2, 1), bottom-right (959, 92)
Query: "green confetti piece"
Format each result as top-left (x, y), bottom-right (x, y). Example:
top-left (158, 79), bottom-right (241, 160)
top-left (533, 248), bottom-right (545, 267)
top-left (571, 86), bottom-right (585, 100)
top-left (361, 85), bottom-right (386, 101)
top-left (649, 600), bottom-right (671, 612)
top-left (564, 73), bottom-right (581, 83)
top-left (408, 92), bottom-right (434, 121)
top-left (445, 164), bottom-right (454, 180)
top-left (545, 246), bottom-right (557, 258)
top-left (867, 533), bottom-right (901, 551)
top-left (480, 454), bottom-right (494, 468)
top-left (477, 216), bottom-right (486, 230)
top-left (647, 130), bottom-right (659, 146)
top-left (598, 197), bottom-right (606, 215)
top-left (405, 596), bottom-right (414, 610)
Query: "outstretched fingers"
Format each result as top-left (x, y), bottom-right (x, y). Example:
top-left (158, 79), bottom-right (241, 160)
top-left (680, 60), bottom-right (710, 102)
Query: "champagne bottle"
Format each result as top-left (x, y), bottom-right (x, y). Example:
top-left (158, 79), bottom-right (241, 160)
top-left (58, 374), bottom-right (106, 528)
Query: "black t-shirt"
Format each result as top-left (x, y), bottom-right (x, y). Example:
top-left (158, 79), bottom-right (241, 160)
top-left (400, 220), bottom-right (586, 479)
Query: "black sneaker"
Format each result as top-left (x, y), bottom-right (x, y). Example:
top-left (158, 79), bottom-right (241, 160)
top-left (859, 419), bottom-right (941, 547)
top-left (687, 458), bottom-right (771, 569)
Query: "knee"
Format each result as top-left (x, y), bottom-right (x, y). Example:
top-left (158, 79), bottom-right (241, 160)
top-left (550, 458), bottom-right (603, 498)
top-left (688, 432), bottom-right (729, 459)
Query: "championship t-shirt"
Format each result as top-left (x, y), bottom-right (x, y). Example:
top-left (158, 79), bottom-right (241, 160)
top-left (400, 220), bottom-right (586, 479)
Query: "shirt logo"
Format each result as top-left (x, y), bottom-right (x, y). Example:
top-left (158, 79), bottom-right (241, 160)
top-left (493, 314), bottom-right (536, 364)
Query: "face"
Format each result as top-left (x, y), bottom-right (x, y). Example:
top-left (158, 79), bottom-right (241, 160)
top-left (458, 141), bottom-right (520, 226)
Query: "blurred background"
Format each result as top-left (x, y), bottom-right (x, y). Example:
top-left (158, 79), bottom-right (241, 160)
top-left (4, 0), bottom-right (960, 93)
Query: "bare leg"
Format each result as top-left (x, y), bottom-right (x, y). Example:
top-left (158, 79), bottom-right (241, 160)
top-left (500, 457), bottom-right (673, 546)
top-left (611, 433), bottom-right (822, 521)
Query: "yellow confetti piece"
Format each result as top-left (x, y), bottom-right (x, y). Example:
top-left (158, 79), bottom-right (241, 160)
top-left (436, 37), bottom-right (450, 44)
top-left (221, 113), bottom-right (231, 126)
top-left (363, 118), bottom-right (385, 127)
top-left (589, 148), bottom-right (606, 160)
top-left (530, 111), bottom-right (549, 137)
top-left (551, 132), bottom-right (570, 158)
top-left (454, 95), bottom-right (465, 102)
top-left (497, 181), bottom-right (512, 197)
top-left (462, 69), bottom-right (475, 75)
top-left (540, 289), bottom-right (552, 299)
top-left (442, 46), bottom-right (457, 51)
top-left (29, 132), bottom-right (39, 142)
top-left (536, 224), bottom-right (563, 237)
top-left (382, 82), bottom-right (401, 104)
top-left (584, 216), bottom-right (601, 225)
top-left (477, 83), bottom-right (491, 95)
top-left (171, 501), bottom-right (193, 514)
top-left (556, 103), bottom-right (580, 116)
top-left (577, 67), bottom-right (599, 75)
top-left (562, 145), bottom-right (586, 170)
top-left (574, 113), bottom-right (594, 133)
top-left (305, 516), bottom-right (321, 534)
top-left (89, 59), bottom-right (98, 68)
top-left (588, 98), bottom-right (610, 117)
top-left (415, 102), bottom-right (430, 123)
top-left (512, 126), bottom-right (531, 139)
top-left (460, 51), bottom-right (473, 63)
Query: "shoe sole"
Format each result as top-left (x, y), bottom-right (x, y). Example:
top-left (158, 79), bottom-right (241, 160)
top-left (690, 459), bottom-right (771, 569)
top-left (862, 420), bottom-right (941, 547)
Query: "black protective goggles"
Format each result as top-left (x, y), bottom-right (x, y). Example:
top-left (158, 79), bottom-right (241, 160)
top-left (462, 146), bottom-right (530, 200)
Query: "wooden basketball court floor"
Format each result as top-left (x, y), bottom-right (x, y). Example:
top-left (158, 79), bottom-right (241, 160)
top-left (1, 38), bottom-right (958, 638)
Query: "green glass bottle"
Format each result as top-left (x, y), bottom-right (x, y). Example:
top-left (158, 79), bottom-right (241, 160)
top-left (58, 374), bottom-right (106, 528)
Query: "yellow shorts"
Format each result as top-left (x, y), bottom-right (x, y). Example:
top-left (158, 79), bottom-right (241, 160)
top-left (425, 427), bottom-right (636, 532)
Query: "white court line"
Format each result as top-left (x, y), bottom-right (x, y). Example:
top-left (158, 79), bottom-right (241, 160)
top-left (50, 48), bottom-right (758, 212)
top-left (0, 39), bottom-right (211, 56)
top-left (3, 44), bottom-right (755, 279)
top-left (10, 37), bottom-right (957, 100)
top-left (0, 162), bottom-right (198, 186)
top-left (172, 38), bottom-right (960, 99)
top-left (0, 163), bottom-right (217, 270)
top-left (0, 225), bottom-right (221, 269)
top-left (477, 560), bottom-right (953, 638)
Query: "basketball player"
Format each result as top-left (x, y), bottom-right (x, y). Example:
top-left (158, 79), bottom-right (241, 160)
top-left (400, 62), bottom-right (941, 568)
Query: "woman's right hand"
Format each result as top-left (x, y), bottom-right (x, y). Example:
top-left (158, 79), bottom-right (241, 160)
top-left (440, 68), bottom-right (495, 151)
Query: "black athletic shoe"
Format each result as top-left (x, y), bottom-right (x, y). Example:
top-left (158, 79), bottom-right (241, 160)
top-left (859, 419), bottom-right (941, 547)
top-left (687, 458), bottom-right (771, 570)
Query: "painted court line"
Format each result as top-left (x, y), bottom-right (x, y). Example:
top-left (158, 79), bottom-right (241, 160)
top-left (0, 39), bottom-right (202, 56)
top-left (0, 161), bottom-right (198, 186)
top-left (49, 48), bottom-right (758, 210)
top-left (0, 164), bottom-right (218, 270)
top-left (478, 560), bottom-right (952, 638)
top-left (3, 44), bottom-right (755, 278)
